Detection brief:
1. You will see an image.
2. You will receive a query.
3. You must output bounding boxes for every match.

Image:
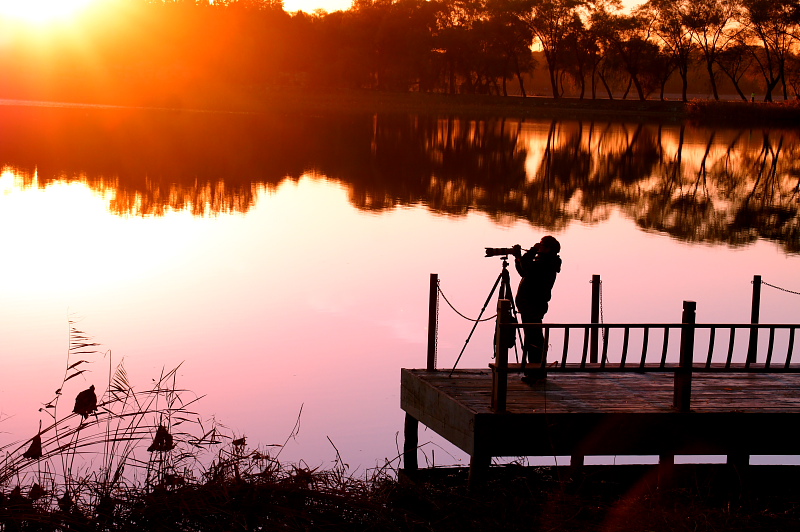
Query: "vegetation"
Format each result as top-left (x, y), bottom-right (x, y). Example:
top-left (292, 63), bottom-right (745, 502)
top-left (2, 0), bottom-right (800, 107)
top-left (3, 322), bottom-right (799, 531)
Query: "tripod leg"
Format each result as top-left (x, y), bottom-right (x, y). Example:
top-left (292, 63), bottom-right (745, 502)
top-left (449, 272), bottom-right (503, 376)
top-left (500, 271), bottom-right (524, 367)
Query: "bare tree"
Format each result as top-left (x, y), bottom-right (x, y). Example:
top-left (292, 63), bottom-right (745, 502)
top-left (736, 0), bottom-right (798, 101)
top-left (684, 0), bottom-right (741, 100)
top-left (637, 0), bottom-right (694, 101)
top-left (514, 0), bottom-right (589, 99)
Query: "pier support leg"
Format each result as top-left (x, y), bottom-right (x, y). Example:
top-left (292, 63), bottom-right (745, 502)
top-left (569, 454), bottom-right (585, 482)
top-left (403, 414), bottom-right (419, 473)
top-left (657, 454), bottom-right (675, 489)
top-left (468, 454), bottom-right (491, 488)
top-left (727, 454), bottom-right (749, 467)
top-left (725, 454), bottom-right (750, 500)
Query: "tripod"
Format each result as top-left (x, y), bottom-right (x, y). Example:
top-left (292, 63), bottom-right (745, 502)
top-left (449, 255), bottom-right (524, 376)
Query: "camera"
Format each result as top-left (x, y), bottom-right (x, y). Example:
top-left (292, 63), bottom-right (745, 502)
top-left (485, 247), bottom-right (517, 257)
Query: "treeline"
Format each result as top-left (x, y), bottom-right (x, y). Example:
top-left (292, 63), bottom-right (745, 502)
top-left (0, 0), bottom-right (798, 105)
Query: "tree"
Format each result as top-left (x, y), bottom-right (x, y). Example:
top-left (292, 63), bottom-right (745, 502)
top-left (561, 20), bottom-right (598, 98)
top-left (486, 0), bottom-right (535, 96)
top-left (514, 0), bottom-right (588, 99)
top-left (716, 43), bottom-right (759, 100)
top-left (637, 0), bottom-right (694, 102)
top-left (684, 0), bottom-right (740, 100)
top-left (432, 0), bottom-right (491, 94)
top-left (588, 7), bottom-right (627, 99)
top-left (786, 53), bottom-right (800, 99)
top-left (591, 10), bottom-right (663, 100)
top-left (737, 0), bottom-right (798, 101)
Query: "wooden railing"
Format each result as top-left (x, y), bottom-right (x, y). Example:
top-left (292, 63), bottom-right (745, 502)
top-left (491, 299), bottom-right (800, 412)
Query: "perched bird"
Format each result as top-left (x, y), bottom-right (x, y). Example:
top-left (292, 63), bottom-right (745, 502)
top-left (148, 425), bottom-right (175, 452)
top-left (73, 385), bottom-right (97, 419)
top-left (23, 433), bottom-right (43, 460)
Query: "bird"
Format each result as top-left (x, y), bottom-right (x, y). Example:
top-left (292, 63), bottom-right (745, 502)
top-left (73, 385), bottom-right (97, 419)
top-left (23, 433), bottom-right (43, 460)
top-left (148, 425), bottom-right (175, 452)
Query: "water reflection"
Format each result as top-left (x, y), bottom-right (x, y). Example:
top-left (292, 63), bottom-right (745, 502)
top-left (1, 106), bottom-right (797, 251)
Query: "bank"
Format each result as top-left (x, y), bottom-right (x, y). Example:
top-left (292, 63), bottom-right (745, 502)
top-left (194, 89), bottom-right (800, 127)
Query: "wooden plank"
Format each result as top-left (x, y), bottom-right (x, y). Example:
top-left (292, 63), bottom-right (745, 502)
top-left (401, 368), bottom-right (800, 460)
top-left (400, 369), bottom-right (477, 454)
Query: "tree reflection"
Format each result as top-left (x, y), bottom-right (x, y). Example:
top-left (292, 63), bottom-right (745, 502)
top-left (0, 106), bottom-right (797, 252)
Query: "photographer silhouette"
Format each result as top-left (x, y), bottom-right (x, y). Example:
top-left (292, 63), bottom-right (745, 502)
top-left (512, 236), bottom-right (562, 383)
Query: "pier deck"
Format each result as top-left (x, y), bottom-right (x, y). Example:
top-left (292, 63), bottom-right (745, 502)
top-left (401, 368), bottom-right (800, 462)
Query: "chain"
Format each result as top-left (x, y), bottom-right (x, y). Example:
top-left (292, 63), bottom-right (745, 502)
top-left (761, 280), bottom-right (800, 296)
top-left (437, 284), bottom-right (497, 322)
top-left (434, 279), bottom-right (439, 368)
top-left (599, 279), bottom-right (605, 340)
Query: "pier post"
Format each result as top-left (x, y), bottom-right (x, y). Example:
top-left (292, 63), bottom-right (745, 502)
top-left (747, 274), bottom-right (761, 364)
top-left (727, 453), bottom-right (749, 467)
top-left (491, 299), bottom-right (512, 412)
top-left (403, 413), bottom-right (419, 473)
top-left (590, 275), bottom-right (600, 363)
top-left (658, 454), bottom-right (675, 488)
top-left (674, 300), bottom-right (696, 412)
top-left (468, 454), bottom-right (491, 488)
top-left (427, 274), bottom-right (439, 371)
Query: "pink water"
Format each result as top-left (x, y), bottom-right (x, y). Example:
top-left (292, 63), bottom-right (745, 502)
top-left (1, 117), bottom-right (799, 472)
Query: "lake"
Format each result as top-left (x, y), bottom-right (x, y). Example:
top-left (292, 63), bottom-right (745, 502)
top-left (1, 101), bottom-right (799, 474)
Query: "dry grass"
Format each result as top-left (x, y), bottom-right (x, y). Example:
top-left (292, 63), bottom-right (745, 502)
top-left (2, 321), bottom-right (799, 531)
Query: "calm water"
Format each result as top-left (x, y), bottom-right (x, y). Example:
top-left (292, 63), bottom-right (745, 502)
top-left (1, 103), bottom-right (799, 472)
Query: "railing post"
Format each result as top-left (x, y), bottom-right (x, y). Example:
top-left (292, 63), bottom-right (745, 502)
top-left (747, 274), bottom-right (761, 364)
top-left (674, 300), bottom-right (696, 412)
top-left (491, 299), bottom-right (511, 412)
top-left (590, 274), bottom-right (600, 363)
top-left (427, 273), bottom-right (439, 371)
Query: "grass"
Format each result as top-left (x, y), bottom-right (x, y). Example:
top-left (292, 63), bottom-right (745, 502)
top-left (2, 321), bottom-right (799, 531)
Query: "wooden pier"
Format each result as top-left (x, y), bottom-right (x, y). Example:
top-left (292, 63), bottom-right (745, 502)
top-left (401, 297), bottom-right (800, 482)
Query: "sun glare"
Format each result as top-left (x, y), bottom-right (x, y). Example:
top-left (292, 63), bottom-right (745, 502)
top-left (0, 0), bottom-right (95, 24)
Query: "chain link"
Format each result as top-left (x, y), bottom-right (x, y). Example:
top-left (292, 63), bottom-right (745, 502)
top-left (434, 279), bottom-right (439, 368)
top-left (599, 279), bottom-right (605, 340)
top-left (761, 280), bottom-right (800, 296)
top-left (437, 284), bottom-right (497, 322)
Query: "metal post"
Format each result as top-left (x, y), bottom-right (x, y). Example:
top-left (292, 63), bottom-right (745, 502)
top-left (590, 275), bottom-right (600, 363)
top-left (747, 275), bottom-right (761, 364)
top-left (427, 273), bottom-right (439, 371)
top-left (674, 300), bottom-right (696, 412)
top-left (491, 299), bottom-right (511, 412)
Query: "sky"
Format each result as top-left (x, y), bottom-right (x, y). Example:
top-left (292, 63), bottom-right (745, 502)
top-left (0, 0), bottom-right (638, 24)
top-left (0, 0), bottom-right (355, 25)
top-left (283, 0), bottom-right (353, 12)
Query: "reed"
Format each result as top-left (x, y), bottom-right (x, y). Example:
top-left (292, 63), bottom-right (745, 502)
top-left (2, 321), bottom-right (798, 531)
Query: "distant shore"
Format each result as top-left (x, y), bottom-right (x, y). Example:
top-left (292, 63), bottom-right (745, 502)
top-left (3, 90), bottom-right (800, 127)
top-left (206, 89), bottom-right (800, 127)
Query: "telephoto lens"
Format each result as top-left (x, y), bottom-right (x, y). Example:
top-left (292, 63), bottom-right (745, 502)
top-left (485, 247), bottom-right (516, 257)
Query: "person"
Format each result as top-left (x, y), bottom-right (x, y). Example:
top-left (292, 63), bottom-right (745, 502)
top-left (512, 236), bottom-right (562, 382)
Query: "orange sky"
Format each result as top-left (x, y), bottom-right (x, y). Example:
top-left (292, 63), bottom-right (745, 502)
top-left (283, 0), bottom-right (353, 12)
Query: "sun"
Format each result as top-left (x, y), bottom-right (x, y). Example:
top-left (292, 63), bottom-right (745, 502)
top-left (0, 0), bottom-right (96, 24)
